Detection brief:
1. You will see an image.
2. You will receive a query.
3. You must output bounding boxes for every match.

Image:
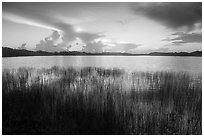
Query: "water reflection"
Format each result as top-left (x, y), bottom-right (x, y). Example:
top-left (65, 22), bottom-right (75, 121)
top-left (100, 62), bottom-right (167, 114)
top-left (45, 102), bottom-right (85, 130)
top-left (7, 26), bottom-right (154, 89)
top-left (2, 56), bottom-right (202, 74)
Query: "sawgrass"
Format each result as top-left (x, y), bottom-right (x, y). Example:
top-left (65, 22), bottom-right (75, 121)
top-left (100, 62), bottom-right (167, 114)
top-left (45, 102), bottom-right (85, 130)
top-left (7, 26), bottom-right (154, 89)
top-left (2, 67), bottom-right (202, 134)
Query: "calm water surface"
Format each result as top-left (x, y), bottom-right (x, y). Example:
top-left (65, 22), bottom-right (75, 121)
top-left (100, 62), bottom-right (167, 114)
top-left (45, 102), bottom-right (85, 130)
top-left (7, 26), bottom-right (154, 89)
top-left (2, 56), bottom-right (202, 74)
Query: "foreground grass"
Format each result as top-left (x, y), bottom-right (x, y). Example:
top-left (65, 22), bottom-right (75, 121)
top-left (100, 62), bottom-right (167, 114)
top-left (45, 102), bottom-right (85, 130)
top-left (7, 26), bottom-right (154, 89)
top-left (2, 67), bottom-right (202, 135)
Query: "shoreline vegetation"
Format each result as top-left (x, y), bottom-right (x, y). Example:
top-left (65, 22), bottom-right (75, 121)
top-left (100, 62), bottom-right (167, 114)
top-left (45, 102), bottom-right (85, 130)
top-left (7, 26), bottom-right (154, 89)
top-left (2, 67), bottom-right (202, 135)
top-left (2, 47), bottom-right (202, 57)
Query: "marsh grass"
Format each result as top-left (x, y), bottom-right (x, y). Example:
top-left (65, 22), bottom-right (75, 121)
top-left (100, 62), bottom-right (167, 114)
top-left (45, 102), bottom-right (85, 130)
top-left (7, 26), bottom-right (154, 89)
top-left (2, 67), bottom-right (202, 134)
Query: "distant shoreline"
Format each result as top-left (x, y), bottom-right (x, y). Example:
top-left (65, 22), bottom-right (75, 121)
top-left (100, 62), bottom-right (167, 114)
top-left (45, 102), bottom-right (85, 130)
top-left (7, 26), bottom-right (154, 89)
top-left (3, 54), bottom-right (202, 58)
top-left (2, 47), bottom-right (202, 57)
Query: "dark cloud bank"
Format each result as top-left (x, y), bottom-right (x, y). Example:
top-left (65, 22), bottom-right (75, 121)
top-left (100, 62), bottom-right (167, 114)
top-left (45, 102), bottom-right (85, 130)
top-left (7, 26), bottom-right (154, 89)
top-left (164, 32), bottom-right (202, 46)
top-left (131, 2), bottom-right (202, 30)
top-left (131, 2), bottom-right (202, 47)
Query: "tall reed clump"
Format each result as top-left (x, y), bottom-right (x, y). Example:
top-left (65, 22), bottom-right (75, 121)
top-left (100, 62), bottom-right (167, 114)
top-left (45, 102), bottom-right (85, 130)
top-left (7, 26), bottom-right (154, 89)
top-left (2, 67), bottom-right (202, 135)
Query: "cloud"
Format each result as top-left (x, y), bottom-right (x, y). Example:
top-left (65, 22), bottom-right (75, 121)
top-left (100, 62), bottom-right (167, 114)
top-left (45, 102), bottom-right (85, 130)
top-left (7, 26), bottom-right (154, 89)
top-left (78, 32), bottom-right (105, 44)
top-left (35, 22), bottom-right (105, 52)
top-left (164, 32), bottom-right (202, 46)
top-left (116, 18), bottom-right (136, 26)
top-left (3, 3), bottom-right (61, 31)
top-left (106, 42), bottom-right (140, 52)
top-left (3, 12), bottom-right (58, 31)
top-left (53, 23), bottom-right (78, 42)
top-left (81, 40), bottom-right (140, 53)
top-left (3, 3), bottom-right (105, 52)
top-left (82, 41), bottom-right (107, 53)
top-left (3, 3), bottom-right (145, 53)
top-left (36, 31), bottom-right (68, 52)
top-left (131, 2), bottom-right (202, 30)
top-left (18, 43), bottom-right (27, 50)
top-left (172, 33), bottom-right (202, 44)
top-left (150, 47), bottom-right (169, 52)
top-left (138, 47), bottom-right (170, 53)
top-left (53, 22), bottom-right (104, 42)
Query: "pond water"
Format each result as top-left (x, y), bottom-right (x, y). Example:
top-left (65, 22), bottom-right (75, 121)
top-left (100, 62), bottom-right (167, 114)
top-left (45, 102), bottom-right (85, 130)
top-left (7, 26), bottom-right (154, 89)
top-left (2, 56), bottom-right (202, 74)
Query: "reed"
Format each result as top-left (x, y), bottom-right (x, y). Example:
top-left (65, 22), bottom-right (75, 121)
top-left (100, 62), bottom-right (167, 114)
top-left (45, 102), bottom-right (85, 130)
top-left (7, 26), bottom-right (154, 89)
top-left (2, 67), bottom-right (202, 134)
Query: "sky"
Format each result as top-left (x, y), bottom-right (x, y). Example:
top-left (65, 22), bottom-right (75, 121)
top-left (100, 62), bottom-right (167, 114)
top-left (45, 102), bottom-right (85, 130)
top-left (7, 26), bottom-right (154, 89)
top-left (2, 2), bottom-right (202, 53)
